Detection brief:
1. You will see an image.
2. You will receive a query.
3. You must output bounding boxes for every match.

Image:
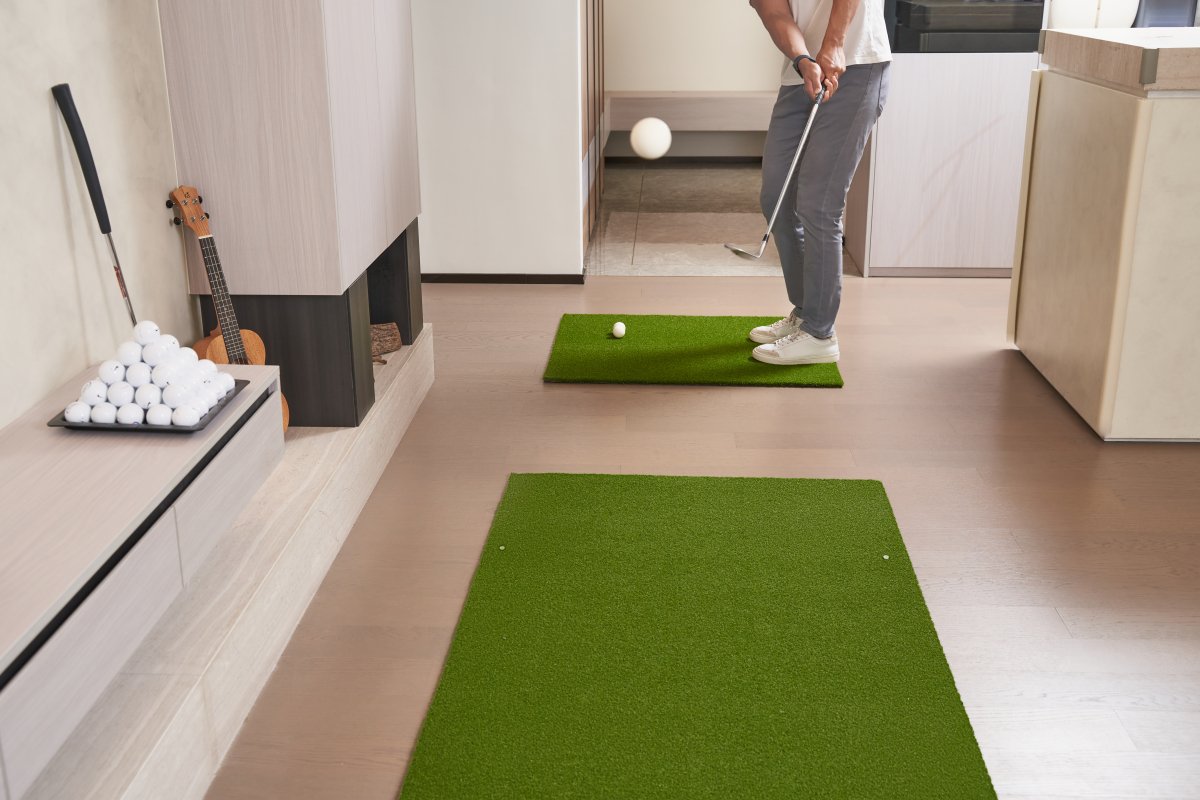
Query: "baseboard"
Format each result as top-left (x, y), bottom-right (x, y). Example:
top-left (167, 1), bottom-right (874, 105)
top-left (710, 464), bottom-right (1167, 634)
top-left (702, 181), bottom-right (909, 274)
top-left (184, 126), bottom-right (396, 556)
top-left (867, 268), bottom-right (1013, 278)
top-left (605, 156), bottom-right (763, 166)
top-left (423, 273), bottom-right (585, 285)
top-left (23, 326), bottom-right (436, 800)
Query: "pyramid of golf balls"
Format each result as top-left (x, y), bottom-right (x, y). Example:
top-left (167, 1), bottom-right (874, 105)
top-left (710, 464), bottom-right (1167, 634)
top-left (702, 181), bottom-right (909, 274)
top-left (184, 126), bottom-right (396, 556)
top-left (63, 320), bottom-right (237, 428)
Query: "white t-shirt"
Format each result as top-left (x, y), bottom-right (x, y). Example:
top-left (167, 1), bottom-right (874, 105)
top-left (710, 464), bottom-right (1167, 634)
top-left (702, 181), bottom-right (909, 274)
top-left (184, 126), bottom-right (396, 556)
top-left (780, 0), bottom-right (891, 85)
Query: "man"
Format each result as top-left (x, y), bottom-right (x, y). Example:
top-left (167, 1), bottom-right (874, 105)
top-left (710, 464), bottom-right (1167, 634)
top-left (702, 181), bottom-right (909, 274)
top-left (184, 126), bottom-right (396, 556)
top-left (747, 0), bottom-right (891, 365)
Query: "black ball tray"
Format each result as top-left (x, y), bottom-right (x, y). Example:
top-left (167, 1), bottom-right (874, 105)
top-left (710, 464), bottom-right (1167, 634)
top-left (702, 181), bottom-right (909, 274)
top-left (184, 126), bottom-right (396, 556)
top-left (47, 380), bottom-right (249, 434)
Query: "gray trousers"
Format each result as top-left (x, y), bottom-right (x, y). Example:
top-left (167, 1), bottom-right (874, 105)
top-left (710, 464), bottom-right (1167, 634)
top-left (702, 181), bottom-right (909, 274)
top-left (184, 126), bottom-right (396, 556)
top-left (761, 62), bottom-right (890, 339)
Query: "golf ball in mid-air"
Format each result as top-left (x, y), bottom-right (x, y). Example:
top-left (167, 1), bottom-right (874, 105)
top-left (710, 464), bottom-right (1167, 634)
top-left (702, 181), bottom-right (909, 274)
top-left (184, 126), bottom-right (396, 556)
top-left (133, 320), bottom-right (160, 346)
top-left (64, 401), bottom-right (91, 423)
top-left (612, 321), bottom-right (626, 339)
top-left (630, 117), bottom-right (672, 160)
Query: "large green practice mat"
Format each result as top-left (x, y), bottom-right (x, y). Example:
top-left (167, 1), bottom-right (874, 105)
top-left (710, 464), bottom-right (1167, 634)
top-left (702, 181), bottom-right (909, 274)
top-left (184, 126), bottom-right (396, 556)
top-left (542, 314), bottom-right (843, 388)
top-left (399, 474), bottom-right (995, 799)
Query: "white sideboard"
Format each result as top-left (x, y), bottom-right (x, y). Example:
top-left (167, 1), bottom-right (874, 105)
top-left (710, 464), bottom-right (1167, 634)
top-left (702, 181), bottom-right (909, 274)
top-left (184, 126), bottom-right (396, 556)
top-left (845, 51), bottom-right (1041, 276)
top-left (1010, 30), bottom-right (1200, 441)
top-left (0, 365), bottom-right (283, 798)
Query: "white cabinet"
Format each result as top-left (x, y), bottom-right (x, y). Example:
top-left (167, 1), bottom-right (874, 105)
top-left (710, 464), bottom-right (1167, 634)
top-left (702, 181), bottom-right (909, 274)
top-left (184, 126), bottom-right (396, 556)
top-left (159, 0), bottom-right (421, 296)
top-left (845, 52), bottom-right (1040, 276)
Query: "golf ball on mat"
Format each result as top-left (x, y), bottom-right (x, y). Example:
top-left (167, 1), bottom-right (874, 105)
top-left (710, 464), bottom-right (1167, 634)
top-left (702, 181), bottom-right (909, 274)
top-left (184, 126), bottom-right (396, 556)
top-left (90, 402), bottom-right (117, 424)
top-left (883, 555), bottom-right (890, 560)
top-left (171, 405), bottom-right (201, 427)
top-left (133, 320), bottom-right (160, 346)
top-left (80, 380), bottom-right (108, 406)
top-left (140, 341), bottom-right (169, 367)
top-left (106, 381), bottom-right (135, 407)
top-left (64, 401), bottom-right (91, 423)
top-left (125, 362), bottom-right (152, 388)
top-left (134, 383), bottom-right (162, 410)
top-left (630, 117), bottom-right (672, 160)
top-left (116, 341), bottom-right (143, 367)
top-left (146, 404), bottom-right (173, 426)
top-left (98, 360), bottom-right (125, 385)
top-left (612, 321), bottom-right (626, 339)
top-left (116, 403), bottom-right (144, 425)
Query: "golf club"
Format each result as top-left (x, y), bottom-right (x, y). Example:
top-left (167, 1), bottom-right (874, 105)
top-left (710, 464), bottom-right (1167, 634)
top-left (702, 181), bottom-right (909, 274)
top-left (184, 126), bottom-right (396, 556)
top-left (52, 83), bottom-right (138, 326)
top-left (725, 85), bottom-right (826, 260)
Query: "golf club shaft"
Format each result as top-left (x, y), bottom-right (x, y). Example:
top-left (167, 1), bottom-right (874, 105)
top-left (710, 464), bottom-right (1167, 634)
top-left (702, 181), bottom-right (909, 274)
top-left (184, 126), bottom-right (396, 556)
top-left (761, 87), bottom-right (825, 246)
top-left (105, 234), bottom-right (138, 326)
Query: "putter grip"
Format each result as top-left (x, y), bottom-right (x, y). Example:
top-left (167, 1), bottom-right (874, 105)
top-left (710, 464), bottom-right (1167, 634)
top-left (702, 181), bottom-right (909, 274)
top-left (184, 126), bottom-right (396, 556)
top-left (51, 83), bottom-right (111, 235)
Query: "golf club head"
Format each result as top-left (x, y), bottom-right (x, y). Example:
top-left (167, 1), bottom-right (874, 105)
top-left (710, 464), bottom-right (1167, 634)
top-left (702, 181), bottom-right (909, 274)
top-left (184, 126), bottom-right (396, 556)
top-left (724, 242), bottom-right (766, 260)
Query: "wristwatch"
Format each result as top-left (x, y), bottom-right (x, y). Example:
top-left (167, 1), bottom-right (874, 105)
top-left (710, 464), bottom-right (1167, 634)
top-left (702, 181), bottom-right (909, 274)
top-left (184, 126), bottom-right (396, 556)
top-left (792, 54), bottom-right (818, 75)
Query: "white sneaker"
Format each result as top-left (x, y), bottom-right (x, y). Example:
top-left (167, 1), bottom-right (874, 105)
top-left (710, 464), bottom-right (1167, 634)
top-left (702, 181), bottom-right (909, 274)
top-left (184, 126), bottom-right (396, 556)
top-left (752, 330), bottom-right (839, 365)
top-left (749, 312), bottom-right (802, 344)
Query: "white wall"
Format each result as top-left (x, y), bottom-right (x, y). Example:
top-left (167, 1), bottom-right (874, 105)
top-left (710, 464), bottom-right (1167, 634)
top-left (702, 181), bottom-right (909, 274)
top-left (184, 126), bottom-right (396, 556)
top-left (0, 1), bottom-right (193, 429)
top-left (411, 0), bottom-right (583, 275)
top-left (605, 0), bottom-right (782, 92)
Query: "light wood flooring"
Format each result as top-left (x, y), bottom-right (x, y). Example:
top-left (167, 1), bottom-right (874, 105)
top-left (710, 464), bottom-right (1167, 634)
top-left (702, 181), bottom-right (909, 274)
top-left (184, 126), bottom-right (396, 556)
top-left (207, 275), bottom-right (1200, 800)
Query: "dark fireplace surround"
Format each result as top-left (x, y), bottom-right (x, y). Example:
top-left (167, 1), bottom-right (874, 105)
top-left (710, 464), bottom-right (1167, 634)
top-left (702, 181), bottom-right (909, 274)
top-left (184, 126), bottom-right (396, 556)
top-left (200, 219), bottom-right (423, 428)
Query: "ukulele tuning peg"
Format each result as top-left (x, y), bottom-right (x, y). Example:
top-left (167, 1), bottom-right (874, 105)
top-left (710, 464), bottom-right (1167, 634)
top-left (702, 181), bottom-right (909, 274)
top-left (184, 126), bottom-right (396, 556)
top-left (197, 196), bottom-right (203, 204)
top-left (165, 200), bottom-right (176, 208)
top-left (204, 213), bottom-right (211, 220)
top-left (172, 217), bottom-right (182, 226)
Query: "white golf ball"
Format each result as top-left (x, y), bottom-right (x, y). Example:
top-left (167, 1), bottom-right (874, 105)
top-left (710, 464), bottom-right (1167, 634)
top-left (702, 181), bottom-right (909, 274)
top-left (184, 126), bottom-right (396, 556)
top-left (80, 379), bottom-right (109, 406)
top-left (90, 402), bottom-right (117, 424)
top-left (612, 321), bottom-right (626, 339)
top-left (200, 385), bottom-right (222, 408)
top-left (216, 372), bottom-right (236, 394)
top-left (133, 320), bottom-right (160, 346)
top-left (116, 403), bottom-right (144, 425)
top-left (171, 405), bottom-right (201, 427)
top-left (883, 555), bottom-right (890, 560)
top-left (151, 362), bottom-right (179, 388)
top-left (140, 341), bottom-right (169, 367)
top-left (146, 404), bottom-right (173, 426)
top-left (161, 384), bottom-right (189, 409)
top-left (134, 383), bottom-right (162, 410)
top-left (174, 347), bottom-right (199, 366)
top-left (158, 333), bottom-right (180, 353)
top-left (116, 341), bottom-right (143, 367)
top-left (98, 360), bottom-right (125, 385)
top-left (64, 401), bottom-right (91, 423)
top-left (197, 359), bottom-right (217, 375)
top-left (630, 117), bottom-right (672, 160)
top-left (125, 362), bottom-right (152, 388)
top-left (107, 381), bottom-right (135, 407)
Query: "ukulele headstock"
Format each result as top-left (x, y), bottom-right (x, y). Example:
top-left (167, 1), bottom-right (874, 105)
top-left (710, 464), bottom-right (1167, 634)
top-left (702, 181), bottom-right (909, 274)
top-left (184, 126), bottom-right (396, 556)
top-left (167, 185), bottom-right (211, 237)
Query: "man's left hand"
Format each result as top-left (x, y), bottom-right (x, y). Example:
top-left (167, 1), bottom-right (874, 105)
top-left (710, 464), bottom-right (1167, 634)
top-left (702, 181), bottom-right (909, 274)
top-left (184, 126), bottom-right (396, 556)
top-left (815, 43), bottom-right (846, 99)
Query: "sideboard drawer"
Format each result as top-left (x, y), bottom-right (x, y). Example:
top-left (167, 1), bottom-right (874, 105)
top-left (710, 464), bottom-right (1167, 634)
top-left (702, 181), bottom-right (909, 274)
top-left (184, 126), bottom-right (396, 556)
top-left (0, 513), bottom-right (183, 798)
top-left (174, 392), bottom-right (284, 585)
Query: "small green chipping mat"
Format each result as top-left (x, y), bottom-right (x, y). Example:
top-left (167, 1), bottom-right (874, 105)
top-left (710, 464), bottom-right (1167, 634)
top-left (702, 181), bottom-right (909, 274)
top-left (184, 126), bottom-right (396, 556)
top-left (399, 474), bottom-right (995, 799)
top-left (542, 314), bottom-right (843, 388)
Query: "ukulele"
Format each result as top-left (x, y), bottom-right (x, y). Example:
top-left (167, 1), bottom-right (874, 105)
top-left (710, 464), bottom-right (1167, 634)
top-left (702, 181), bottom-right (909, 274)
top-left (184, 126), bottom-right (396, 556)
top-left (168, 185), bottom-right (290, 431)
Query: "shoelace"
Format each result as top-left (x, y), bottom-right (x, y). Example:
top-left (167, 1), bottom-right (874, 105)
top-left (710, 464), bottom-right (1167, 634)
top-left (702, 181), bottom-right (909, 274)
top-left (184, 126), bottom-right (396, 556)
top-left (768, 314), bottom-right (798, 335)
top-left (773, 330), bottom-right (809, 347)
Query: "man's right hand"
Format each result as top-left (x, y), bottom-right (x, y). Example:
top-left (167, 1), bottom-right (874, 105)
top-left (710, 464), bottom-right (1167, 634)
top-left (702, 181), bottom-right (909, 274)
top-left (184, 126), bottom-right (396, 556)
top-left (798, 58), bottom-right (825, 101)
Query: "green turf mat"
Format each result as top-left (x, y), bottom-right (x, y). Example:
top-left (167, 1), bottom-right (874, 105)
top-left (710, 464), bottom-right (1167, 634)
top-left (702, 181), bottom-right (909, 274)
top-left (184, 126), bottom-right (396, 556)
top-left (400, 474), bottom-right (994, 800)
top-left (542, 314), bottom-right (843, 388)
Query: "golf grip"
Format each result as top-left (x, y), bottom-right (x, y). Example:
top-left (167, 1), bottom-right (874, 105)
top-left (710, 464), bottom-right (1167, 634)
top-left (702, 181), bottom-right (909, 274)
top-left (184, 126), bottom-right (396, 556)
top-left (51, 83), bottom-right (111, 235)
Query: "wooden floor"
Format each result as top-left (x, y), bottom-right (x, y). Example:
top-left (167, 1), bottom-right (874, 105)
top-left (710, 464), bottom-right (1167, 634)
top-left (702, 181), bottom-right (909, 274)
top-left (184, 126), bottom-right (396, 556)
top-left (207, 276), bottom-right (1200, 800)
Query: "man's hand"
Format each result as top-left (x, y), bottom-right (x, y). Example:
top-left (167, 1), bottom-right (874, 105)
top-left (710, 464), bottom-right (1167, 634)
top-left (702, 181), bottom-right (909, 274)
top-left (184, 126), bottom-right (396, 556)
top-left (815, 43), bottom-right (846, 99)
top-left (798, 59), bottom-right (825, 101)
